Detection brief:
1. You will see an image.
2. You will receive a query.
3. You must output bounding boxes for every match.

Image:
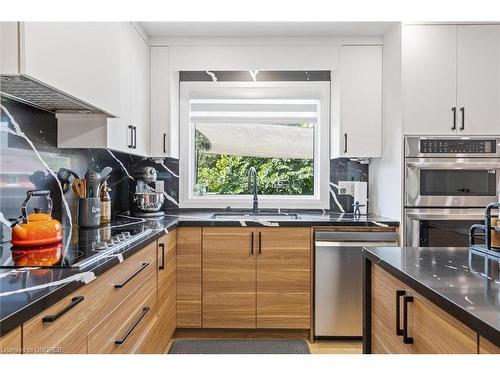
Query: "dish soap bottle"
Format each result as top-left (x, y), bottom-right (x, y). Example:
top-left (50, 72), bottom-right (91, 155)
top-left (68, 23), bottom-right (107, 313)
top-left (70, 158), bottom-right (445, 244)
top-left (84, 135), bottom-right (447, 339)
top-left (100, 182), bottom-right (112, 225)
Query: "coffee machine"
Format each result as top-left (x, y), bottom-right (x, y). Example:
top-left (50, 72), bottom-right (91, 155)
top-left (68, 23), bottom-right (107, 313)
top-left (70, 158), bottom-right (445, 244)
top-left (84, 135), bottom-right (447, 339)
top-left (131, 167), bottom-right (165, 217)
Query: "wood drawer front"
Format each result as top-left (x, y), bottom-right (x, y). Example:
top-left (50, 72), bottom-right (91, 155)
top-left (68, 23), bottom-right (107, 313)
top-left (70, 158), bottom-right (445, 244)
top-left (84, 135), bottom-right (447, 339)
top-left (479, 336), bottom-right (500, 354)
top-left (0, 327), bottom-right (22, 354)
top-left (203, 228), bottom-right (256, 329)
top-left (85, 241), bottom-right (157, 329)
top-left (87, 273), bottom-right (157, 354)
top-left (372, 264), bottom-right (412, 354)
top-left (158, 230), bottom-right (176, 313)
top-left (177, 227), bottom-right (202, 328)
top-left (257, 228), bottom-right (311, 329)
top-left (139, 303), bottom-right (176, 353)
top-left (23, 290), bottom-right (90, 354)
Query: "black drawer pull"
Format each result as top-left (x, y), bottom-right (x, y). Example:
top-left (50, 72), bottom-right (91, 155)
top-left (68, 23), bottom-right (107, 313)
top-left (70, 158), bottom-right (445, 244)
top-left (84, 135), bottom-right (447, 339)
top-left (42, 296), bottom-right (84, 323)
top-left (163, 133), bottom-right (167, 153)
top-left (344, 133), bottom-right (348, 153)
top-left (114, 306), bottom-right (150, 345)
top-left (159, 243), bottom-right (165, 270)
top-left (395, 290), bottom-right (405, 336)
top-left (114, 262), bottom-right (149, 288)
top-left (132, 126), bottom-right (137, 149)
top-left (128, 125), bottom-right (133, 148)
top-left (258, 231), bottom-right (262, 255)
top-left (403, 295), bottom-right (414, 344)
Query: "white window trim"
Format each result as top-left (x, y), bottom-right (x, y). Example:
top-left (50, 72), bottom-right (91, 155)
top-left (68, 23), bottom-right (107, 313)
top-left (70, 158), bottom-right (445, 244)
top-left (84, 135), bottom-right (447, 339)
top-left (179, 81), bottom-right (330, 209)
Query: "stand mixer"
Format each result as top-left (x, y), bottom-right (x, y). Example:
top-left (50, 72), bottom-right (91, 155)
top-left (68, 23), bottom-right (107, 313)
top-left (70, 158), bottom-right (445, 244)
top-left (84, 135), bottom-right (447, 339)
top-left (132, 167), bottom-right (165, 217)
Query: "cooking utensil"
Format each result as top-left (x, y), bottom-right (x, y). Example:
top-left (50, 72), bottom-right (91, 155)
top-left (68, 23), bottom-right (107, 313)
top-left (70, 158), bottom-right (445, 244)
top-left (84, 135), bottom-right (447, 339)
top-left (99, 166), bottom-right (112, 189)
top-left (10, 190), bottom-right (63, 247)
top-left (87, 171), bottom-right (101, 198)
top-left (57, 168), bottom-right (79, 193)
top-left (72, 179), bottom-right (86, 199)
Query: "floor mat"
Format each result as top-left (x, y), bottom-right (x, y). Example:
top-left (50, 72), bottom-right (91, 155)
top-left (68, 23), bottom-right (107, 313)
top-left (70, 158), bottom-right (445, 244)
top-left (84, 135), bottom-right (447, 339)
top-left (168, 339), bottom-right (311, 354)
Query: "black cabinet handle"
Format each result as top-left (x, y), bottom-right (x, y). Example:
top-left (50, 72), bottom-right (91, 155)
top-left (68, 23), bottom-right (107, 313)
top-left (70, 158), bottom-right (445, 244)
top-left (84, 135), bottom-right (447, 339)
top-left (159, 243), bottom-right (165, 270)
top-left (451, 107), bottom-right (457, 130)
top-left (403, 295), bottom-right (414, 344)
top-left (114, 262), bottom-right (149, 288)
top-left (132, 126), bottom-right (137, 149)
top-left (258, 232), bottom-right (262, 255)
top-left (395, 290), bottom-right (406, 336)
top-left (250, 232), bottom-right (254, 255)
top-left (344, 133), bottom-right (348, 153)
top-left (42, 296), bottom-right (84, 323)
top-left (460, 107), bottom-right (465, 131)
top-left (163, 133), bottom-right (167, 154)
top-left (128, 125), bottom-right (133, 148)
top-left (114, 306), bottom-right (150, 345)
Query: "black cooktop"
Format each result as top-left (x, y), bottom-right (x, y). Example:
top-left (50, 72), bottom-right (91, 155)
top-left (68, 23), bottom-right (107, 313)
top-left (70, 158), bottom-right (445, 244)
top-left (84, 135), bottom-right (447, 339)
top-left (0, 217), bottom-right (153, 269)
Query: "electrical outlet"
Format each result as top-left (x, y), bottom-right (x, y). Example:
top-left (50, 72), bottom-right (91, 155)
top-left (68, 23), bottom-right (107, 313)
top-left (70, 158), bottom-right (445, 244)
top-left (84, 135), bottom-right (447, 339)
top-left (338, 181), bottom-right (354, 196)
top-left (155, 180), bottom-right (165, 192)
top-left (338, 186), bottom-right (348, 195)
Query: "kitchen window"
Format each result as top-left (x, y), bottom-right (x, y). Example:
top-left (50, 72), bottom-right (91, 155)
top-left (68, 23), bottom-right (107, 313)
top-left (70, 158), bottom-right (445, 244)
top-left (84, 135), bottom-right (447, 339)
top-left (179, 79), bottom-right (330, 209)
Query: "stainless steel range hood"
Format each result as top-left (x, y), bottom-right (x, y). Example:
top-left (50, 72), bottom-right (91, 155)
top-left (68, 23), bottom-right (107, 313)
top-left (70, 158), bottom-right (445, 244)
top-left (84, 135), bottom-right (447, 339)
top-left (0, 75), bottom-right (114, 116)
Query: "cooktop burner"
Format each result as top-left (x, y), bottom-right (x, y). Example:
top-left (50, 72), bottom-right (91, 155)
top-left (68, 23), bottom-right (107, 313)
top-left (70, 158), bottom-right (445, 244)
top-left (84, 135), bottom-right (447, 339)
top-left (0, 222), bottom-right (154, 270)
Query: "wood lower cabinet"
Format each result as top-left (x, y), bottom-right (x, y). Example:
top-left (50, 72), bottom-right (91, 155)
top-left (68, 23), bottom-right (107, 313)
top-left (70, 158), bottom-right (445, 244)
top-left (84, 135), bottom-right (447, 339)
top-left (0, 327), bottom-right (22, 354)
top-left (203, 228), bottom-right (257, 328)
top-left (176, 227), bottom-right (202, 327)
top-left (371, 264), bottom-right (477, 354)
top-left (201, 227), bottom-right (311, 330)
top-left (257, 228), bottom-right (311, 329)
top-left (87, 273), bottom-right (157, 354)
top-left (479, 336), bottom-right (500, 354)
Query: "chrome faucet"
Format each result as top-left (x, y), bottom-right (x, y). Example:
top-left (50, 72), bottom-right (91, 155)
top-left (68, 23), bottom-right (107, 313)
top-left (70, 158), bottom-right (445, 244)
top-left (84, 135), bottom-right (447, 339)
top-left (248, 167), bottom-right (259, 213)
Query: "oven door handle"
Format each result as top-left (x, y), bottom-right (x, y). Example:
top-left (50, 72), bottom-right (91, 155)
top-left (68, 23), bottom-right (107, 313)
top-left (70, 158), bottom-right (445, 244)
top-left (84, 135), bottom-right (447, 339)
top-left (406, 161), bottom-right (500, 169)
top-left (405, 212), bottom-right (486, 220)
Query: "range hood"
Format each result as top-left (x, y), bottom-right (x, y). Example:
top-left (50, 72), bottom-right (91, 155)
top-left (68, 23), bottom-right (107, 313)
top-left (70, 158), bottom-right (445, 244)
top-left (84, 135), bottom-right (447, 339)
top-left (0, 75), bottom-right (114, 116)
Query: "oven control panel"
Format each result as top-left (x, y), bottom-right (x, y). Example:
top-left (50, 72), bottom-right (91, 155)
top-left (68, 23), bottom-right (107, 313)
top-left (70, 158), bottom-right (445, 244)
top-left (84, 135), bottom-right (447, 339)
top-left (420, 139), bottom-right (497, 154)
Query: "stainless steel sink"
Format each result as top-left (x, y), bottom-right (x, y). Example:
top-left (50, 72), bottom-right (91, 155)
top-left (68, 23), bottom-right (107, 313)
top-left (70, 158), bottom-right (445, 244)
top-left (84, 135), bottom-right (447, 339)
top-left (210, 212), bottom-right (301, 221)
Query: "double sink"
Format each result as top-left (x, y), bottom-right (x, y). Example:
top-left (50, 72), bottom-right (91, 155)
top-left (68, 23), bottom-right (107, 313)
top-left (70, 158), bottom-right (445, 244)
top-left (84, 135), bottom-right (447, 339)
top-left (210, 211), bottom-right (301, 221)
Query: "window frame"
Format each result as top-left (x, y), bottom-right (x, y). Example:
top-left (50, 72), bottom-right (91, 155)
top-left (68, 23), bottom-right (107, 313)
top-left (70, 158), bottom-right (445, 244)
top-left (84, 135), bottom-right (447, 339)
top-left (179, 81), bottom-right (330, 209)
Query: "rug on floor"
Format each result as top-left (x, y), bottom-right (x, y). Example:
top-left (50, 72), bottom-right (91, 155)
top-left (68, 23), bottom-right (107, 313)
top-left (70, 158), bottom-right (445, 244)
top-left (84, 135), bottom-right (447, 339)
top-left (168, 339), bottom-right (311, 354)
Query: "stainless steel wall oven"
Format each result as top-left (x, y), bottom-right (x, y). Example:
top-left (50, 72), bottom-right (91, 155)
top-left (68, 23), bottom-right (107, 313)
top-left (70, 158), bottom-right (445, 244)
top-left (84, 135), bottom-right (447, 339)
top-left (404, 137), bottom-right (500, 247)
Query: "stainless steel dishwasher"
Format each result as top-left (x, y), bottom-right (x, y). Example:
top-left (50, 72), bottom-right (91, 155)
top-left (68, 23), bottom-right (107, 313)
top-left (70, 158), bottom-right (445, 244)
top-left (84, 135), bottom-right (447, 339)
top-left (314, 229), bottom-right (399, 338)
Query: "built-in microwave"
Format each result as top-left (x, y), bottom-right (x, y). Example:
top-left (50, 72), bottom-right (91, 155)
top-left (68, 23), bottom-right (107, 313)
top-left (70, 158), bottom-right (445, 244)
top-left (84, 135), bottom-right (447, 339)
top-left (405, 137), bottom-right (500, 208)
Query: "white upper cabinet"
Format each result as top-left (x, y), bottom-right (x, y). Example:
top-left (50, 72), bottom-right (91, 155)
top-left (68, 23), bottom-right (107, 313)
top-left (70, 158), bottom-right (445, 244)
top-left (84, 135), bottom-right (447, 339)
top-left (404, 24), bottom-right (500, 136)
top-left (457, 25), bottom-right (500, 135)
top-left (19, 22), bottom-right (121, 117)
top-left (404, 25), bottom-right (457, 135)
top-left (58, 23), bottom-right (151, 157)
top-left (337, 45), bottom-right (383, 158)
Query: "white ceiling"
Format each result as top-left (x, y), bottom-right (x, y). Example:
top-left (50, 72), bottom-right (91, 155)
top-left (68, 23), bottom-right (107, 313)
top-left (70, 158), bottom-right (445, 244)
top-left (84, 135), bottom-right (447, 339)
top-left (139, 22), bottom-right (396, 38)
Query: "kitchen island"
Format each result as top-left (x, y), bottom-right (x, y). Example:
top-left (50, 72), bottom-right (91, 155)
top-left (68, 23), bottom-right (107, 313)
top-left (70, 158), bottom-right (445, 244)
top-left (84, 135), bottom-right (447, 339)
top-left (363, 246), bottom-right (500, 354)
top-left (0, 210), bottom-right (398, 342)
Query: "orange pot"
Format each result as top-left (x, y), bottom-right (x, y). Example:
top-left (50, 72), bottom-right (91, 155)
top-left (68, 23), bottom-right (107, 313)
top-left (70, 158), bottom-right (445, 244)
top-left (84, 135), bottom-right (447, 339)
top-left (10, 190), bottom-right (63, 247)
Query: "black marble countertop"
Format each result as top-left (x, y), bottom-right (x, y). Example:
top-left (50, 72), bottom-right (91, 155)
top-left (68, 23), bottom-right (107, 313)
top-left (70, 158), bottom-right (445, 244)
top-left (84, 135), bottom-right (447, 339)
top-left (363, 246), bottom-right (500, 347)
top-left (0, 210), bottom-right (398, 336)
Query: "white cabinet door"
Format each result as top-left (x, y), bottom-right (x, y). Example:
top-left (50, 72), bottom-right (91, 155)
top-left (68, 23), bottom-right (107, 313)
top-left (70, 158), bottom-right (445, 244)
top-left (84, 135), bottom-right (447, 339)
top-left (341, 45), bottom-right (382, 158)
top-left (20, 22), bottom-right (121, 117)
top-left (404, 25), bottom-right (457, 135)
top-left (457, 25), bottom-right (500, 135)
top-left (150, 47), bottom-right (170, 157)
top-left (129, 25), bottom-right (150, 156)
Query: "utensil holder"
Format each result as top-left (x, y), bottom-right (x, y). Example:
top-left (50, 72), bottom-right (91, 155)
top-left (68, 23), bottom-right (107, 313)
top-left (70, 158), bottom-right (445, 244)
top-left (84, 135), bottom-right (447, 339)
top-left (78, 198), bottom-right (101, 228)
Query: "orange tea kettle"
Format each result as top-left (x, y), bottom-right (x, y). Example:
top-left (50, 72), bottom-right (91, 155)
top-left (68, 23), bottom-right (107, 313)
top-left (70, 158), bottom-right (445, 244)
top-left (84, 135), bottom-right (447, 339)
top-left (11, 190), bottom-right (63, 247)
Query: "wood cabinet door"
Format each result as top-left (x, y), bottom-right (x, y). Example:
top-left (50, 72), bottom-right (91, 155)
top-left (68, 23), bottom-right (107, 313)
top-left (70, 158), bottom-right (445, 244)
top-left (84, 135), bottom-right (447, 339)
top-left (256, 228), bottom-right (311, 329)
top-left (371, 264), bottom-right (413, 354)
top-left (479, 336), bottom-right (500, 354)
top-left (457, 25), bottom-right (500, 135)
top-left (158, 229), bottom-right (176, 313)
top-left (409, 292), bottom-right (478, 354)
top-left (203, 228), bottom-right (256, 328)
top-left (404, 24), bottom-right (458, 135)
top-left (0, 327), bottom-right (22, 355)
top-left (177, 227), bottom-right (202, 327)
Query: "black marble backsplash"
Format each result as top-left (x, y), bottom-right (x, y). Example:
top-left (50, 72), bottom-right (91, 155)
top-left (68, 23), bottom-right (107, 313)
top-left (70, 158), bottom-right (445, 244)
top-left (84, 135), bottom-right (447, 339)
top-left (0, 98), bottom-right (367, 242)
